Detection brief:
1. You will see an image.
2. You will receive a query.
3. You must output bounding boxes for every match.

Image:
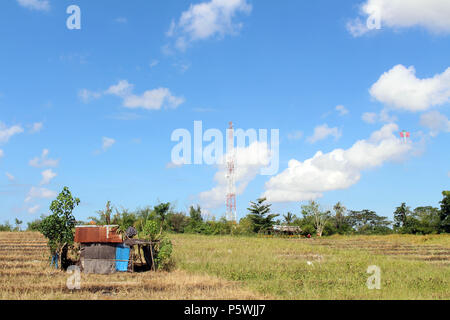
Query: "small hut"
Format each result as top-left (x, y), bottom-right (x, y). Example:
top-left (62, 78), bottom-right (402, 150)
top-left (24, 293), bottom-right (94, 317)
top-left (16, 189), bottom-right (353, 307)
top-left (74, 225), bottom-right (157, 274)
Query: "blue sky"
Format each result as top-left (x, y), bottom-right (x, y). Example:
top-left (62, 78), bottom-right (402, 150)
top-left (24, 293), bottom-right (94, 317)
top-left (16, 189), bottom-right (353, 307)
top-left (1, 0), bottom-right (449, 225)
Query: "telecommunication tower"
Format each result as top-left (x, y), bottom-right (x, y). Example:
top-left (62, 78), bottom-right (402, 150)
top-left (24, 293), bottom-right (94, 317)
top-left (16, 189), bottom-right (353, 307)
top-left (226, 122), bottom-right (237, 221)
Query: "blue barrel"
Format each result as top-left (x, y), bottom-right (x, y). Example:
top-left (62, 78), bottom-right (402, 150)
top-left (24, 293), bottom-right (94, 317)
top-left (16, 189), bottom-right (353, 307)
top-left (115, 244), bottom-right (130, 272)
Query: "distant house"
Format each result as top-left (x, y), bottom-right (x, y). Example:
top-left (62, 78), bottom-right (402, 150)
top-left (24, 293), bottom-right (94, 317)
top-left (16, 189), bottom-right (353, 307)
top-left (74, 225), bottom-right (156, 274)
top-left (271, 225), bottom-right (302, 235)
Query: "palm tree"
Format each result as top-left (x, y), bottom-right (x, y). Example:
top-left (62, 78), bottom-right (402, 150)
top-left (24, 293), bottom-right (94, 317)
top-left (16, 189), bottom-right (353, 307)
top-left (283, 212), bottom-right (295, 225)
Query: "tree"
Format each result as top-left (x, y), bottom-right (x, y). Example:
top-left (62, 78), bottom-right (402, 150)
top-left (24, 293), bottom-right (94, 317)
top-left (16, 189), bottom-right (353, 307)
top-left (347, 210), bottom-right (392, 234)
top-left (247, 197), bottom-right (279, 233)
top-left (440, 191), bottom-right (450, 233)
top-left (14, 218), bottom-right (23, 231)
top-left (90, 201), bottom-right (113, 225)
top-left (301, 201), bottom-right (329, 237)
top-left (154, 202), bottom-right (171, 229)
top-left (167, 212), bottom-right (189, 233)
top-left (333, 202), bottom-right (347, 233)
top-left (413, 206), bottom-right (440, 234)
top-left (283, 212), bottom-right (295, 225)
top-left (39, 187), bottom-right (80, 269)
top-left (393, 203), bottom-right (411, 230)
top-left (0, 221), bottom-right (12, 232)
top-left (189, 205), bottom-right (203, 223)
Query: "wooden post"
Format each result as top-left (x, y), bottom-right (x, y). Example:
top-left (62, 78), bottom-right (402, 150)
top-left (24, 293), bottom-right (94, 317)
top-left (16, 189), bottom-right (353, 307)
top-left (149, 243), bottom-right (156, 272)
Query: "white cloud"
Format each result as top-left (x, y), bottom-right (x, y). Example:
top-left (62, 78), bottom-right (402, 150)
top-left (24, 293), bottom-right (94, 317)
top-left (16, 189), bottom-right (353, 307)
top-left (362, 109), bottom-right (397, 124)
top-left (30, 122), bottom-right (43, 134)
top-left (168, 0), bottom-right (252, 50)
top-left (307, 124), bottom-right (342, 144)
top-left (166, 161), bottom-right (183, 169)
top-left (105, 80), bottom-right (134, 97)
top-left (115, 17), bottom-right (127, 24)
top-left (123, 88), bottom-right (185, 110)
top-left (420, 111), bottom-right (450, 137)
top-left (0, 123), bottom-right (24, 144)
top-left (370, 65), bottom-right (450, 112)
top-left (347, 17), bottom-right (372, 37)
top-left (40, 169), bottom-right (57, 185)
top-left (263, 123), bottom-right (412, 203)
top-left (150, 60), bottom-right (159, 68)
top-left (6, 172), bottom-right (15, 182)
top-left (16, 0), bottom-right (50, 11)
top-left (199, 141), bottom-right (272, 209)
top-left (29, 149), bottom-right (59, 168)
top-left (336, 105), bottom-right (349, 116)
top-left (78, 89), bottom-right (102, 103)
top-left (287, 131), bottom-right (304, 141)
top-left (362, 112), bottom-right (378, 124)
top-left (102, 137), bottom-right (115, 151)
top-left (348, 0), bottom-right (450, 36)
top-left (25, 187), bottom-right (56, 203)
top-left (28, 205), bottom-right (40, 214)
top-left (83, 80), bottom-right (185, 110)
top-left (0, 149), bottom-right (3, 158)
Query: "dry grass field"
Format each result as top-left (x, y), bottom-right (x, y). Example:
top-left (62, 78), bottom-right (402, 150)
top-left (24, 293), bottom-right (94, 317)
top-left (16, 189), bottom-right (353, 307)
top-left (0, 232), bottom-right (266, 300)
top-left (0, 232), bottom-right (449, 300)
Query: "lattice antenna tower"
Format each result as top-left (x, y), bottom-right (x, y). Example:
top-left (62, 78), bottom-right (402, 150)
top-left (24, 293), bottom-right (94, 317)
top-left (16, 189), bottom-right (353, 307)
top-left (226, 121), bottom-right (237, 221)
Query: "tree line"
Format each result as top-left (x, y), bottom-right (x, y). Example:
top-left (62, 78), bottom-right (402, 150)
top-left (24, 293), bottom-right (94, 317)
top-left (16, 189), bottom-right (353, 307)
top-left (2, 190), bottom-right (449, 237)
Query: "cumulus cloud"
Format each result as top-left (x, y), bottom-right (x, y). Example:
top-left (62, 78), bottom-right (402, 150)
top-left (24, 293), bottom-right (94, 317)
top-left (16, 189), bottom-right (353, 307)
top-left (25, 187), bottom-right (57, 203)
top-left (40, 169), bottom-right (57, 185)
top-left (348, 0), bottom-right (450, 36)
top-left (29, 149), bottom-right (59, 168)
top-left (0, 122), bottom-right (24, 144)
top-left (16, 0), bottom-right (50, 11)
top-left (263, 123), bottom-right (412, 203)
top-left (307, 124), bottom-right (342, 144)
top-left (81, 80), bottom-right (184, 110)
top-left (167, 0), bottom-right (252, 50)
top-left (370, 65), bottom-right (450, 112)
top-left (420, 111), bottom-right (450, 137)
top-left (199, 141), bottom-right (272, 209)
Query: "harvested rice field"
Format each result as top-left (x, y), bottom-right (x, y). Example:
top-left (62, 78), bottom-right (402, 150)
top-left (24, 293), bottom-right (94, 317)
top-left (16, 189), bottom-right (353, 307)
top-left (0, 232), bottom-right (449, 299)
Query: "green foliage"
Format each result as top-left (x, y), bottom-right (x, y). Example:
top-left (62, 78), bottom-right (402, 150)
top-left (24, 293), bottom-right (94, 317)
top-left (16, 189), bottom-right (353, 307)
top-left (283, 212), bottom-right (295, 225)
top-left (154, 237), bottom-right (174, 271)
top-left (154, 202), bottom-right (171, 227)
top-left (167, 212), bottom-right (189, 233)
top-left (0, 221), bottom-right (12, 232)
top-left (347, 210), bottom-right (392, 235)
top-left (247, 197), bottom-right (279, 233)
top-left (439, 191), bottom-right (450, 233)
top-left (394, 203), bottom-right (412, 231)
top-left (14, 218), bottom-right (23, 231)
top-left (39, 187), bottom-right (80, 256)
top-left (142, 219), bottom-right (162, 241)
top-left (141, 219), bottom-right (174, 271)
top-left (27, 216), bottom-right (45, 231)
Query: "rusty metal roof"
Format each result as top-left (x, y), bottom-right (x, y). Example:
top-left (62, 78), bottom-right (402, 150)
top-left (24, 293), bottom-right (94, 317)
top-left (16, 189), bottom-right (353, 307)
top-left (74, 225), bottom-right (123, 243)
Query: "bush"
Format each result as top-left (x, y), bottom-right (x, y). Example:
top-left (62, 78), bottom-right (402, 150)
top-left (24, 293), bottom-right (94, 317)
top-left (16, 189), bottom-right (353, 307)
top-left (0, 221), bottom-right (12, 232)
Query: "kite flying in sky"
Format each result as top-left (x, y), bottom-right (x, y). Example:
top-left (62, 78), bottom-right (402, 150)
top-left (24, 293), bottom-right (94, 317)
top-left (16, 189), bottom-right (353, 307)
top-left (400, 130), bottom-right (410, 143)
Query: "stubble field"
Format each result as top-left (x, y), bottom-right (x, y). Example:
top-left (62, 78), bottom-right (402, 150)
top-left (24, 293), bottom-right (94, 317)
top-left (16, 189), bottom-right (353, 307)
top-left (0, 232), bottom-right (448, 300)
